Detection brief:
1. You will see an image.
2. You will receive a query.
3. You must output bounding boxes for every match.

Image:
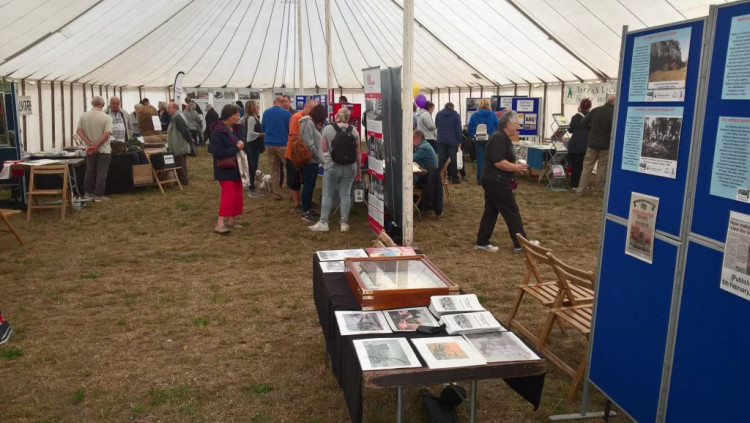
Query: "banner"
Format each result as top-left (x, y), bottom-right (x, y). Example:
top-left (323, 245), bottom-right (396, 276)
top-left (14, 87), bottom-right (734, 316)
top-left (364, 67), bottom-right (384, 234)
top-left (625, 192), bottom-right (660, 264)
top-left (332, 103), bottom-right (362, 135)
top-left (564, 82), bottom-right (617, 106)
top-left (173, 72), bottom-right (185, 107)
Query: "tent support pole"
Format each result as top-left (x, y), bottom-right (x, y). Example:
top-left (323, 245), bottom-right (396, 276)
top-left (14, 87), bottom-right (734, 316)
top-left (21, 79), bottom-right (27, 152)
top-left (298, 0), bottom-right (304, 93)
top-left (70, 83), bottom-right (74, 144)
top-left (138, 86), bottom-right (142, 101)
top-left (514, 84), bottom-right (517, 96)
top-left (325, 0), bottom-right (332, 102)
top-left (61, 82), bottom-right (66, 148)
top-left (561, 83), bottom-right (565, 112)
top-left (38, 81), bottom-right (44, 151)
top-left (542, 83), bottom-right (548, 140)
top-left (51, 81), bottom-right (56, 149)
top-left (402, 0), bottom-right (414, 246)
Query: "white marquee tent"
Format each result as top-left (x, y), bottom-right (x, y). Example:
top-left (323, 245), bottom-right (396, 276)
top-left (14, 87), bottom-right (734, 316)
top-left (0, 0), bottom-right (733, 151)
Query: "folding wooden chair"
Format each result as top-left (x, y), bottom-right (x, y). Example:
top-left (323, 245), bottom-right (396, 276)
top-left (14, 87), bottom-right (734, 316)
top-left (439, 157), bottom-right (451, 205)
top-left (26, 165), bottom-right (74, 221)
top-left (372, 229), bottom-right (398, 248)
top-left (145, 151), bottom-right (182, 194)
top-left (0, 209), bottom-right (24, 245)
top-left (536, 253), bottom-right (596, 400)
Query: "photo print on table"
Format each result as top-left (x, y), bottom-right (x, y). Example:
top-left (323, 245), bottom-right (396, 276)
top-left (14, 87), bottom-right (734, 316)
top-left (384, 307), bottom-right (440, 332)
top-left (353, 338), bottom-right (422, 371)
top-left (463, 331), bottom-right (540, 363)
top-left (335, 311), bottom-right (392, 336)
top-left (411, 336), bottom-right (486, 369)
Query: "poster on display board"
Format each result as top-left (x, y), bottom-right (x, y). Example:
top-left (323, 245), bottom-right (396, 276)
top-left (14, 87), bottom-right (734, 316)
top-left (296, 95), bottom-right (328, 113)
top-left (721, 211), bottom-right (750, 301)
top-left (364, 67), bottom-right (385, 234)
top-left (465, 98), bottom-right (481, 124)
top-left (212, 89), bottom-right (236, 112)
top-left (563, 82), bottom-right (617, 106)
top-left (331, 103), bottom-right (362, 135)
top-left (510, 97), bottom-right (540, 137)
top-left (710, 116), bottom-right (750, 203)
top-left (625, 192), bottom-right (660, 264)
top-left (628, 27), bottom-right (692, 102)
top-left (721, 14), bottom-right (750, 100)
top-left (621, 106), bottom-right (684, 179)
top-left (238, 88), bottom-right (260, 101)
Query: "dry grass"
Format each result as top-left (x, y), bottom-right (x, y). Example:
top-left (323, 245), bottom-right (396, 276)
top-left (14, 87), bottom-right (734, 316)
top-left (1, 153), bottom-right (616, 422)
top-left (648, 67), bottom-right (687, 83)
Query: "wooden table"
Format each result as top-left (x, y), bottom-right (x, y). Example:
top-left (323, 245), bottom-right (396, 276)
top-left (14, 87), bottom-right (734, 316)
top-left (312, 255), bottom-right (546, 422)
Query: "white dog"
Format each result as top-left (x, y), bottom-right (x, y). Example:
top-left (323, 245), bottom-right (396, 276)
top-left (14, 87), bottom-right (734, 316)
top-left (256, 170), bottom-right (272, 195)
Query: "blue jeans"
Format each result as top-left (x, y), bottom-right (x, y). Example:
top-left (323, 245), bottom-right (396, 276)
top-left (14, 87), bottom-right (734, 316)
top-left (437, 144), bottom-right (458, 181)
top-left (246, 147), bottom-right (260, 190)
top-left (320, 162), bottom-right (357, 224)
top-left (300, 162), bottom-right (319, 212)
top-left (474, 141), bottom-right (487, 184)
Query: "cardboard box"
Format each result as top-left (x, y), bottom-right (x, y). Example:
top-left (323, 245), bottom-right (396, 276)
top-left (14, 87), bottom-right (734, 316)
top-left (132, 164), bottom-right (153, 185)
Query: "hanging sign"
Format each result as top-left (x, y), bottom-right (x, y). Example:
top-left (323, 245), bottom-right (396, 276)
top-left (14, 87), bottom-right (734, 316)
top-left (17, 96), bottom-right (32, 116)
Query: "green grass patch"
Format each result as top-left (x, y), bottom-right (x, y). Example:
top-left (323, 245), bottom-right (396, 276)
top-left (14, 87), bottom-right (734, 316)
top-left (123, 294), bottom-right (139, 306)
top-left (1, 347), bottom-right (22, 360)
top-left (81, 272), bottom-right (101, 279)
top-left (147, 385), bottom-right (188, 406)
top-left (241, 383), bottom-right (273, 395)
top-left (131, 404), bottom-right (146, 413)
top-left (192, 318), bottom-right (209, 326)
top-left (71, 388), bottom-right (85, 404)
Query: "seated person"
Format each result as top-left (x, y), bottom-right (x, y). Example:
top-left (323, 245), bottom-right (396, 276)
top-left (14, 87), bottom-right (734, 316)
top-left (413, 129), bottom-right (437, 187)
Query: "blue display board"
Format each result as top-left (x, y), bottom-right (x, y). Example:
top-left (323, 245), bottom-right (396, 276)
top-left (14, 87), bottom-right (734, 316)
top-left (690, 1), bottom-right (750, 243)
top-left (666, 241), bottom-right (750, 423)
top-left (607, 19), bottom-right (705, 238)
top-left (295, 94), bottom-right (328, 113)
top-left (590, 220), bottom-right (677, 422)
top-left (510, 97), bottom-right (540, 137)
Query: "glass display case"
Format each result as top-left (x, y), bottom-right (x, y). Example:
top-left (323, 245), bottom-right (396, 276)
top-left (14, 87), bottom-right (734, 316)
top-left (344, 255), bottom-right (459, 310)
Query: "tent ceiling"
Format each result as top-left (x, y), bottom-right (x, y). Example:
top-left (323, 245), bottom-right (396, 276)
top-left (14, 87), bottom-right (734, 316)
top-left (0, 0), bottom-right (733, 89)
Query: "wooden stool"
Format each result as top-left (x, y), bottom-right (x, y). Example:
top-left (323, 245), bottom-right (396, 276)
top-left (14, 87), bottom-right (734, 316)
top-left (0, 209), bottom-right (24, 245)
top-left (26, 165), bottom-right (73, 221)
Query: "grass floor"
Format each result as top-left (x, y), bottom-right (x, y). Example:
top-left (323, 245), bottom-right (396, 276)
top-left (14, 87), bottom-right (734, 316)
top-left (0, 151), bottom-right (618, 422)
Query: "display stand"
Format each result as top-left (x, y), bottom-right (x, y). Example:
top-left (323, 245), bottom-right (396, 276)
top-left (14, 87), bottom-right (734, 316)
top-left (587, 5), bottom-right (750, 422)
top-left (0, 81), bottom-right (25, 207)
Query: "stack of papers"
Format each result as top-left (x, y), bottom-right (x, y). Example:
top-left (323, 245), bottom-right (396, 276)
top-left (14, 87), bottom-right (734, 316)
top-left (428, 294), bottom-right (485, 317)
top-left (440, 311), bottom-right (505, 335)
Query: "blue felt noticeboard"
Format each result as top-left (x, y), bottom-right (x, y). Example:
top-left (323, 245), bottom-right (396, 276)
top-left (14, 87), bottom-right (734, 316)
top-left (590, 220), bottom-right (677, 423)
top-left (606, 19), bottom-right (705, 238)
top-left (510, 97), bottom-right (540, 137)
top-left (666, 241), bottom-right (750, 423)
top-left (690, 1), bottom-right (750, 243)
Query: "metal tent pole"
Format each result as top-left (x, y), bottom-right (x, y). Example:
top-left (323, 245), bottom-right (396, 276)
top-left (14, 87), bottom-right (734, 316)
top-left (402, 0), bottom-right (414, 246)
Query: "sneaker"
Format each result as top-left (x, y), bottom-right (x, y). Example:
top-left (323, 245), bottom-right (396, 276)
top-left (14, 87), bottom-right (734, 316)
top-left (0, 320), bottom-right (11, 345)
top-left (213, 226), bottom-right (230, 235)
top-left (309, 221), bottom-right (329, 232)
top-left (301, 211), bottom-right (316, 222)
top-left (513, 247), bottom-right (523, 253)
top-left (248, 190), bottom-right (264, 198)
top-left (92, 195), bottom-right (109, 202)
top-left (340, 223), bottom-right (350, 232)
top-left (474, 244), bottom-right (499, 252)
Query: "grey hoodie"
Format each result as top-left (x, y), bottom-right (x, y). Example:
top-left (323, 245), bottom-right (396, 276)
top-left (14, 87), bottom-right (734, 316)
top-left (417, 108), bottom-right (437, 139)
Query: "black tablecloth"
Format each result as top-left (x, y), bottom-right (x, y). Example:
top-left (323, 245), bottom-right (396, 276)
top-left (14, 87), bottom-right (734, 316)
top-left (28, 152), bottom-right (146, 195)
top-left (312, 255), bottom-right (545, 423)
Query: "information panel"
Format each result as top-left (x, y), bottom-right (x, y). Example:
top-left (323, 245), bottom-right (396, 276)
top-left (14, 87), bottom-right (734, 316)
top-left (510, 97), bottom-right (540, 137)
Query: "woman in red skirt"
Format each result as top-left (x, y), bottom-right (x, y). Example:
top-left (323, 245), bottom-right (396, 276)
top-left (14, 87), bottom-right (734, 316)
top-left (210, 104), bottom-right (245, 234)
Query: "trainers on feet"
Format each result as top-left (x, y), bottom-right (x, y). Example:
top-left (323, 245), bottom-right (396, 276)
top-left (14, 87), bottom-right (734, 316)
top-left (513, 247), bottom-right (523, 253)
top-left (0, 320), bottom-right (11, 345)
top-left (474, 244), bottom-right (499, 252)
top-left (309, 221), bottom-right (329, 231)
top-left (340, 223), bottom-right (350, 232)
top-left (248, 190), bottom-right (264, 198)
top-left (301, 211), bottom-right (316, 222)
top-left (92, 195), bottom-right (109, 202)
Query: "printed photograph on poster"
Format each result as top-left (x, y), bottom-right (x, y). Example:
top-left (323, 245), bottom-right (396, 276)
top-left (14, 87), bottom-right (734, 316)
top-left (490, 97), bottom-right (498, 111)
top-left (384, 307), bottom-right (440, 332)
top-left (185, 88), bottom-right (198, 99)
top-left (720, 211), bottom-right (750, 302)
top-left (365, 96), bottom-right (383, 134)
top-left (710, 116), bottom-right (750, 203)
top-left (335, 311), bottom-right (392, 336)
top-left (625, 192), bottom-right (660, 264)
top-left (629, 27), bottom-right (691, 102)
top-left (369, 173), bottom-right (384, 203)
top-left (524, 114), bottom-right (537, 130)
top-left (621, 107), bottom-right (683, 179)
top-left (722, 14), bottom-right (750, 100)
top-left (466, 98), bottom-right (480, 110)
top-left (353, 338), bottom-right (422, 371)
top-left (367, 135), bottom-right (385, 175)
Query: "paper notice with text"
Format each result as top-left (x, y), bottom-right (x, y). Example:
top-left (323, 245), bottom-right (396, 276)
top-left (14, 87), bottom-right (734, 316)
top-left (625, 192), bottom-right (660, 264)
top-left (720, 211), bottom-right (750, 302)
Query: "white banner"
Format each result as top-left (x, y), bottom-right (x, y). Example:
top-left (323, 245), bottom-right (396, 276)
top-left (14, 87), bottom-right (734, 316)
top-left (173, 72), bottom-right (185, 107)
top-left (564, 82), bottom-right (617, 106)
top-left (17, 95), bottom-right (32, 116)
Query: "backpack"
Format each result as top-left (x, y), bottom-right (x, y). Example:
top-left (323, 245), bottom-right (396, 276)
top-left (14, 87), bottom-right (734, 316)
top-left (475, 123), bottom-right (488, 141)
top-left (289, 117), bottom-right (313, 168)
top-left (330, 124), bottom-right (357, 164)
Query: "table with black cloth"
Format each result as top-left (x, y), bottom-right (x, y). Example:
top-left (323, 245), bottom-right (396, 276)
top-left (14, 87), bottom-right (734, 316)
top-left (27, 152), bottom-right (147, 195)
top-left (312, 254), bottom-right (546, 423)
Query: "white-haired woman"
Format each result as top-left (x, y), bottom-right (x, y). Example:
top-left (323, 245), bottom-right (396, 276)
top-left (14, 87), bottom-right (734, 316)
top-left (309, 107), bottom-right (362, 232)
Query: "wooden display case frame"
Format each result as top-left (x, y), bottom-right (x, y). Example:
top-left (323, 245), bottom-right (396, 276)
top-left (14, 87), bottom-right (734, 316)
top-left (344, 255), bottom-right (459, 311)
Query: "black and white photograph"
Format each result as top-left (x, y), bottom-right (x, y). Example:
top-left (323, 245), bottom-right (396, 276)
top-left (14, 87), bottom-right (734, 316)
top-left (353, 338), bottom-right (421, 371)
top-left (463, 331), bottom-right (540, 363)
top-left (319, 261), bottom-right (346, 273)
top-left (213, 90), bottom-right (224, 99)
top-left (641, 116), bottom-right (682, 161)
top-left (315, 249), bottom-right (367, 262)
top-left (466, 98), bottom-right (480, 110)
top-left (384, 307), bottom-right (440, 332)
top-left (335, 311), bottom-right (392, 336)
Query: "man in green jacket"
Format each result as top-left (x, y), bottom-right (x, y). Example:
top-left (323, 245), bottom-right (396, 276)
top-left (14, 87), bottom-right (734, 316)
top-left (167, 102), bottom-right (193, 185)
top-left (576, 94), bottom-right (615, 196)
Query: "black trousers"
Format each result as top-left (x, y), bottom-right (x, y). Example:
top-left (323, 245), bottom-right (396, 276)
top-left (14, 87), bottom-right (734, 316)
top-left (568, 152), bottom-right (585, 189)
top-left (476, 175), bottom-right (526, 248)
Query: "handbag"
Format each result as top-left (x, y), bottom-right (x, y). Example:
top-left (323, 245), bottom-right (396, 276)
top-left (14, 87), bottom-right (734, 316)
top-left (217, 155), bottom-right (238, 169)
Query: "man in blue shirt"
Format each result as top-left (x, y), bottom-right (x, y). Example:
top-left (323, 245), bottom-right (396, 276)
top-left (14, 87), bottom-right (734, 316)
top-left (413, 129), bottom-right (437, 186)
top-left (261, 96), bottom-right (292, 199)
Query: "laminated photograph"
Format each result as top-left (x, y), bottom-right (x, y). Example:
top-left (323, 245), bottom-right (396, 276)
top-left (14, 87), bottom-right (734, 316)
top-left (353, 338), bottom-right (422, 371)
top-left (366, 247), bottom-right (417, 257)
top-left (440, 311), bottom-right (505, 335)
top-left (316, 249), bottom-right (368, 262)
top-left (411, 336), bottom-right (486, 369)
top-left (463, 331), bottom-right (539, 363)
top-left (625, 192), bottom-right (660, 264)
top-left (335, 311), bottom-right (392, 336)
top-left (428, 294), bottom-right (485, 317)
top-left (383, 307), bottom-right (440, 332)
top-left (720, 211), bottom-right (750, 302)
top-left (319, 261), bottom-right (346, 273)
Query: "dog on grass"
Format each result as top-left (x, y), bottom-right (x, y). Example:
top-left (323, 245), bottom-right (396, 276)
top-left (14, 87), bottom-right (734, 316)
top-left (256, 170), bottom-right (272, 195)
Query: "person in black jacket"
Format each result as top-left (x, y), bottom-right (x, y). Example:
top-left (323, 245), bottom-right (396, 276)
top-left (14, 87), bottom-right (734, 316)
top-left (204, 104), bottom-right (219, 144)
top-left (210, 104), bottom-right (245, 234)
top-left (576, 95), bottom-right (615, 196)
top-left (435, 102), bottom-right (463, 184)
top-left (567, 98), bottom-right (592, 190)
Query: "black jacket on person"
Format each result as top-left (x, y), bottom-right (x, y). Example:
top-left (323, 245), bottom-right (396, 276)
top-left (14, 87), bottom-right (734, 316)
top-left (204, 108), bottom-right (220, 139)
top-left (580, 102), bottom-right (614, 150)
top-left (210, 122), bottom-right (244, 181)
top-left (418, 168), bottom-right (443, 216)
top-left (567, 111), bottom-right (590, 154)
